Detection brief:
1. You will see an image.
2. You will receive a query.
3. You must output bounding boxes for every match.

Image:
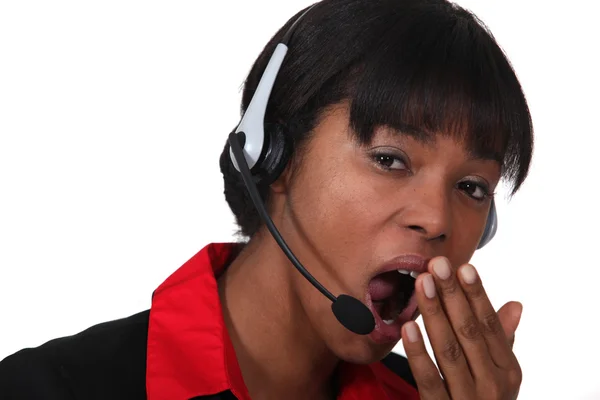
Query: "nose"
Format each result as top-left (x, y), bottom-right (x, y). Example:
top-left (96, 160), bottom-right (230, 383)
top-left (397, 189), bottom-right (450, 244)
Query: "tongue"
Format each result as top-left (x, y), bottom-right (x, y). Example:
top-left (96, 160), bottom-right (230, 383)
top-left (368, 271), bottom-right (401, 301)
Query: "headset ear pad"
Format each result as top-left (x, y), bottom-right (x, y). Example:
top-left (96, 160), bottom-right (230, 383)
top-left (252, 123), bottom-right (292, 186)
top-left (477, 199), bottom-right (498, 249)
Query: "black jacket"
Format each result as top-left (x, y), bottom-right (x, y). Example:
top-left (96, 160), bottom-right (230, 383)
top-left (0, 310), bottom-right (416, 400)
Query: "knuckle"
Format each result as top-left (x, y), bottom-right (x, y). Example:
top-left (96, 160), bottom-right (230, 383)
top-left (459, 315), bottom-right (482, 341)
top-left (483, 385), bottom-right (502, 400)
top-left (479, 378), bottom-right (506, 400)
top-left (404, 344), bottom-right (426, 358)
top-left (508, 364), bottom-right (523, 387)
top-left (481, 311), bottom-right (503, 335)
top-left (418, 370), bottom-right (444, 391)
top-left (441, 338), bottom-right (463, 363)
top-left (423, 303), bottom-right (442, 316)
top-left (479, 368), bottom-right (522, 399)
top-left (465, 283), bottom-right (486, 299)
top-left (439, 281), bottom-right (458, 296)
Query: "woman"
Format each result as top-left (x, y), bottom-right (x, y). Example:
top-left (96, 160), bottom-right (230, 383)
top-left (0, 0), bottom-right (533, 399)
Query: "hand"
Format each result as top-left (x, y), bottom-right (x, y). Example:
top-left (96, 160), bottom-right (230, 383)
top-left (401, 257), bottom-right (523, 399)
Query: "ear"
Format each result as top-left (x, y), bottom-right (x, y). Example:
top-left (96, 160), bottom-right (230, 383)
top-left (269, 156), bottom-right (293, 194)
top-left (267, 122), bottom-right (299, 194)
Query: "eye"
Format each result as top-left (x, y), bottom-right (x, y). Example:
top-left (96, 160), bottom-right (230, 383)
top-left (372, 152), bottom-right (408, 171)
top-left (457, 180), bottom-right (491, 202)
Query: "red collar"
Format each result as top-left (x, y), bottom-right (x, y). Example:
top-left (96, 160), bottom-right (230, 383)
top-left (146, 243), bottom-right (419, 400)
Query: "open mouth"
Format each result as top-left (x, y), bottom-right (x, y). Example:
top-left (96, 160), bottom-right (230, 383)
top-left (369, 270), bottom-right (417, 325)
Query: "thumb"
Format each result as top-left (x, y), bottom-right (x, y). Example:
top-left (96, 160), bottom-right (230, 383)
top-left (497, 301), bottom-right (523, 348)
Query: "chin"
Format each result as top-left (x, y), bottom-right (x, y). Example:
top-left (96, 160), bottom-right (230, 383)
top-left (329, 334), bottom-right (399, 365)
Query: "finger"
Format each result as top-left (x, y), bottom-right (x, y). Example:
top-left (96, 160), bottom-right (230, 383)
top-left (507, 333), bottom-right (515, 350)
top-left (429, 257), bottom-right (495, 377)
top-left (414, 272), bottom-right (474, 398)
top-left (497, 301), bottom-right (523, 349)
top-left (457, 264), bottom-right (520, 370)
top-left (401, 321), bottom-right (450, 400)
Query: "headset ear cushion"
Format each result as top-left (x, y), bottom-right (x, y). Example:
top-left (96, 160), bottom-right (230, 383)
top-left (477, 199), bottom-right (498, 249)
top-left (253, 123), bottom-right (291, 186)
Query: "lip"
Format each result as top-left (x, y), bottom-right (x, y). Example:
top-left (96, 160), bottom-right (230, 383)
top-left (366, 291), bottom-right (419, 344)
top-left (372, 254), bottom-right (430, 277)
top-left (365, 254), bottom-right (430, 345)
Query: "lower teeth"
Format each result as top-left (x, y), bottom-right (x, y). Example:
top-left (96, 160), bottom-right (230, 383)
top-left (382, 309), bottom-right (401, 325)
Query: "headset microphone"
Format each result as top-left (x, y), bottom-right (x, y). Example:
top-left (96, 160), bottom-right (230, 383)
top-left (226, 4), bottom-right (375, 336)
top-left (228, 131), bottom-right (376, 335)
top-left (227, 3), bottom-right (497, 336)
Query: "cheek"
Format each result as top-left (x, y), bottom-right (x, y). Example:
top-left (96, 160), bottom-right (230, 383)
top-left (446, 206), bottom-right (489, 266)
top-left (289, 162), bottom-right (387, 258)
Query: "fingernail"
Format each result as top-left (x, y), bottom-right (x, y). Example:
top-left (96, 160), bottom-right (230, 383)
top-left (460, 264), bottom-right (478, 284)
top-left (404, 321), bottom-right (420, 343)
top-left (423, 274), bottom-right (436, 298)
top-left (432, 257), bottom-right (451, 280)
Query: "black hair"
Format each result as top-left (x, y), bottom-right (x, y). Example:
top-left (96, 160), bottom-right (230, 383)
top-left (219, 0), bottom-right (534, 238)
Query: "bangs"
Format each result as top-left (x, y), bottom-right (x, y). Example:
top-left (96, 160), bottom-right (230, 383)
top-left (347, 7), bottom-right (533, 194)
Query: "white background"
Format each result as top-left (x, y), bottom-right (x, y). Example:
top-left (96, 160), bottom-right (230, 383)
top-left (1, 1), bottom-right (598, 398)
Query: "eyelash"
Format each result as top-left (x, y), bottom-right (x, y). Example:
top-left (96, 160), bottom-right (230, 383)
top-left (371, 152), bottom-right (493, 202)
top-left (456, 180), bottom-right (493, 202)
top-left (372, 152), bottom-right (409, 171)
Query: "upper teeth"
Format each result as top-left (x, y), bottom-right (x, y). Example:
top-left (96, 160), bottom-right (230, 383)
top-left (398, 269), bottom-right (421, 279)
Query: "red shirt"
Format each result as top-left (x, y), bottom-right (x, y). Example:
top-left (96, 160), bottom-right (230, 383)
top-left (146, 243), bottom-right (419, 400)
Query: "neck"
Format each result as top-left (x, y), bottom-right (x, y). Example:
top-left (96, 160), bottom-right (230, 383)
top-left (217, 232), bottom-right (340, 400)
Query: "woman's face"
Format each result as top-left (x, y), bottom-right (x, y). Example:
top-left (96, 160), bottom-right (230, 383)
top-left (272, 103), bottom-right (501, 363)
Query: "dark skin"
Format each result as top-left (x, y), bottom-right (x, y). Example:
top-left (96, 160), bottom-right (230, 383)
top-left (403, 259), bottom-right (523, 399)
top-left (218, 103), bottom-right (523, 400)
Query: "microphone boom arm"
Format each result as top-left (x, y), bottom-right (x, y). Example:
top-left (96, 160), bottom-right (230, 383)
top-left (228, 131), bottom-right (337, 303)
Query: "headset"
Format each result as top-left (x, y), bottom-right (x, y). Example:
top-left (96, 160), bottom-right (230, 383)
top-left (227, 4), bottom-right (498, 336)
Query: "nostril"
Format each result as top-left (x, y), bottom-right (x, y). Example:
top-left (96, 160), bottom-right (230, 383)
top-left (408, 225), bottom-right (446, 242)
top-left (434, 234), bottom-right (447, 243)
top-left (408, 225), bottom-right (426, 234)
